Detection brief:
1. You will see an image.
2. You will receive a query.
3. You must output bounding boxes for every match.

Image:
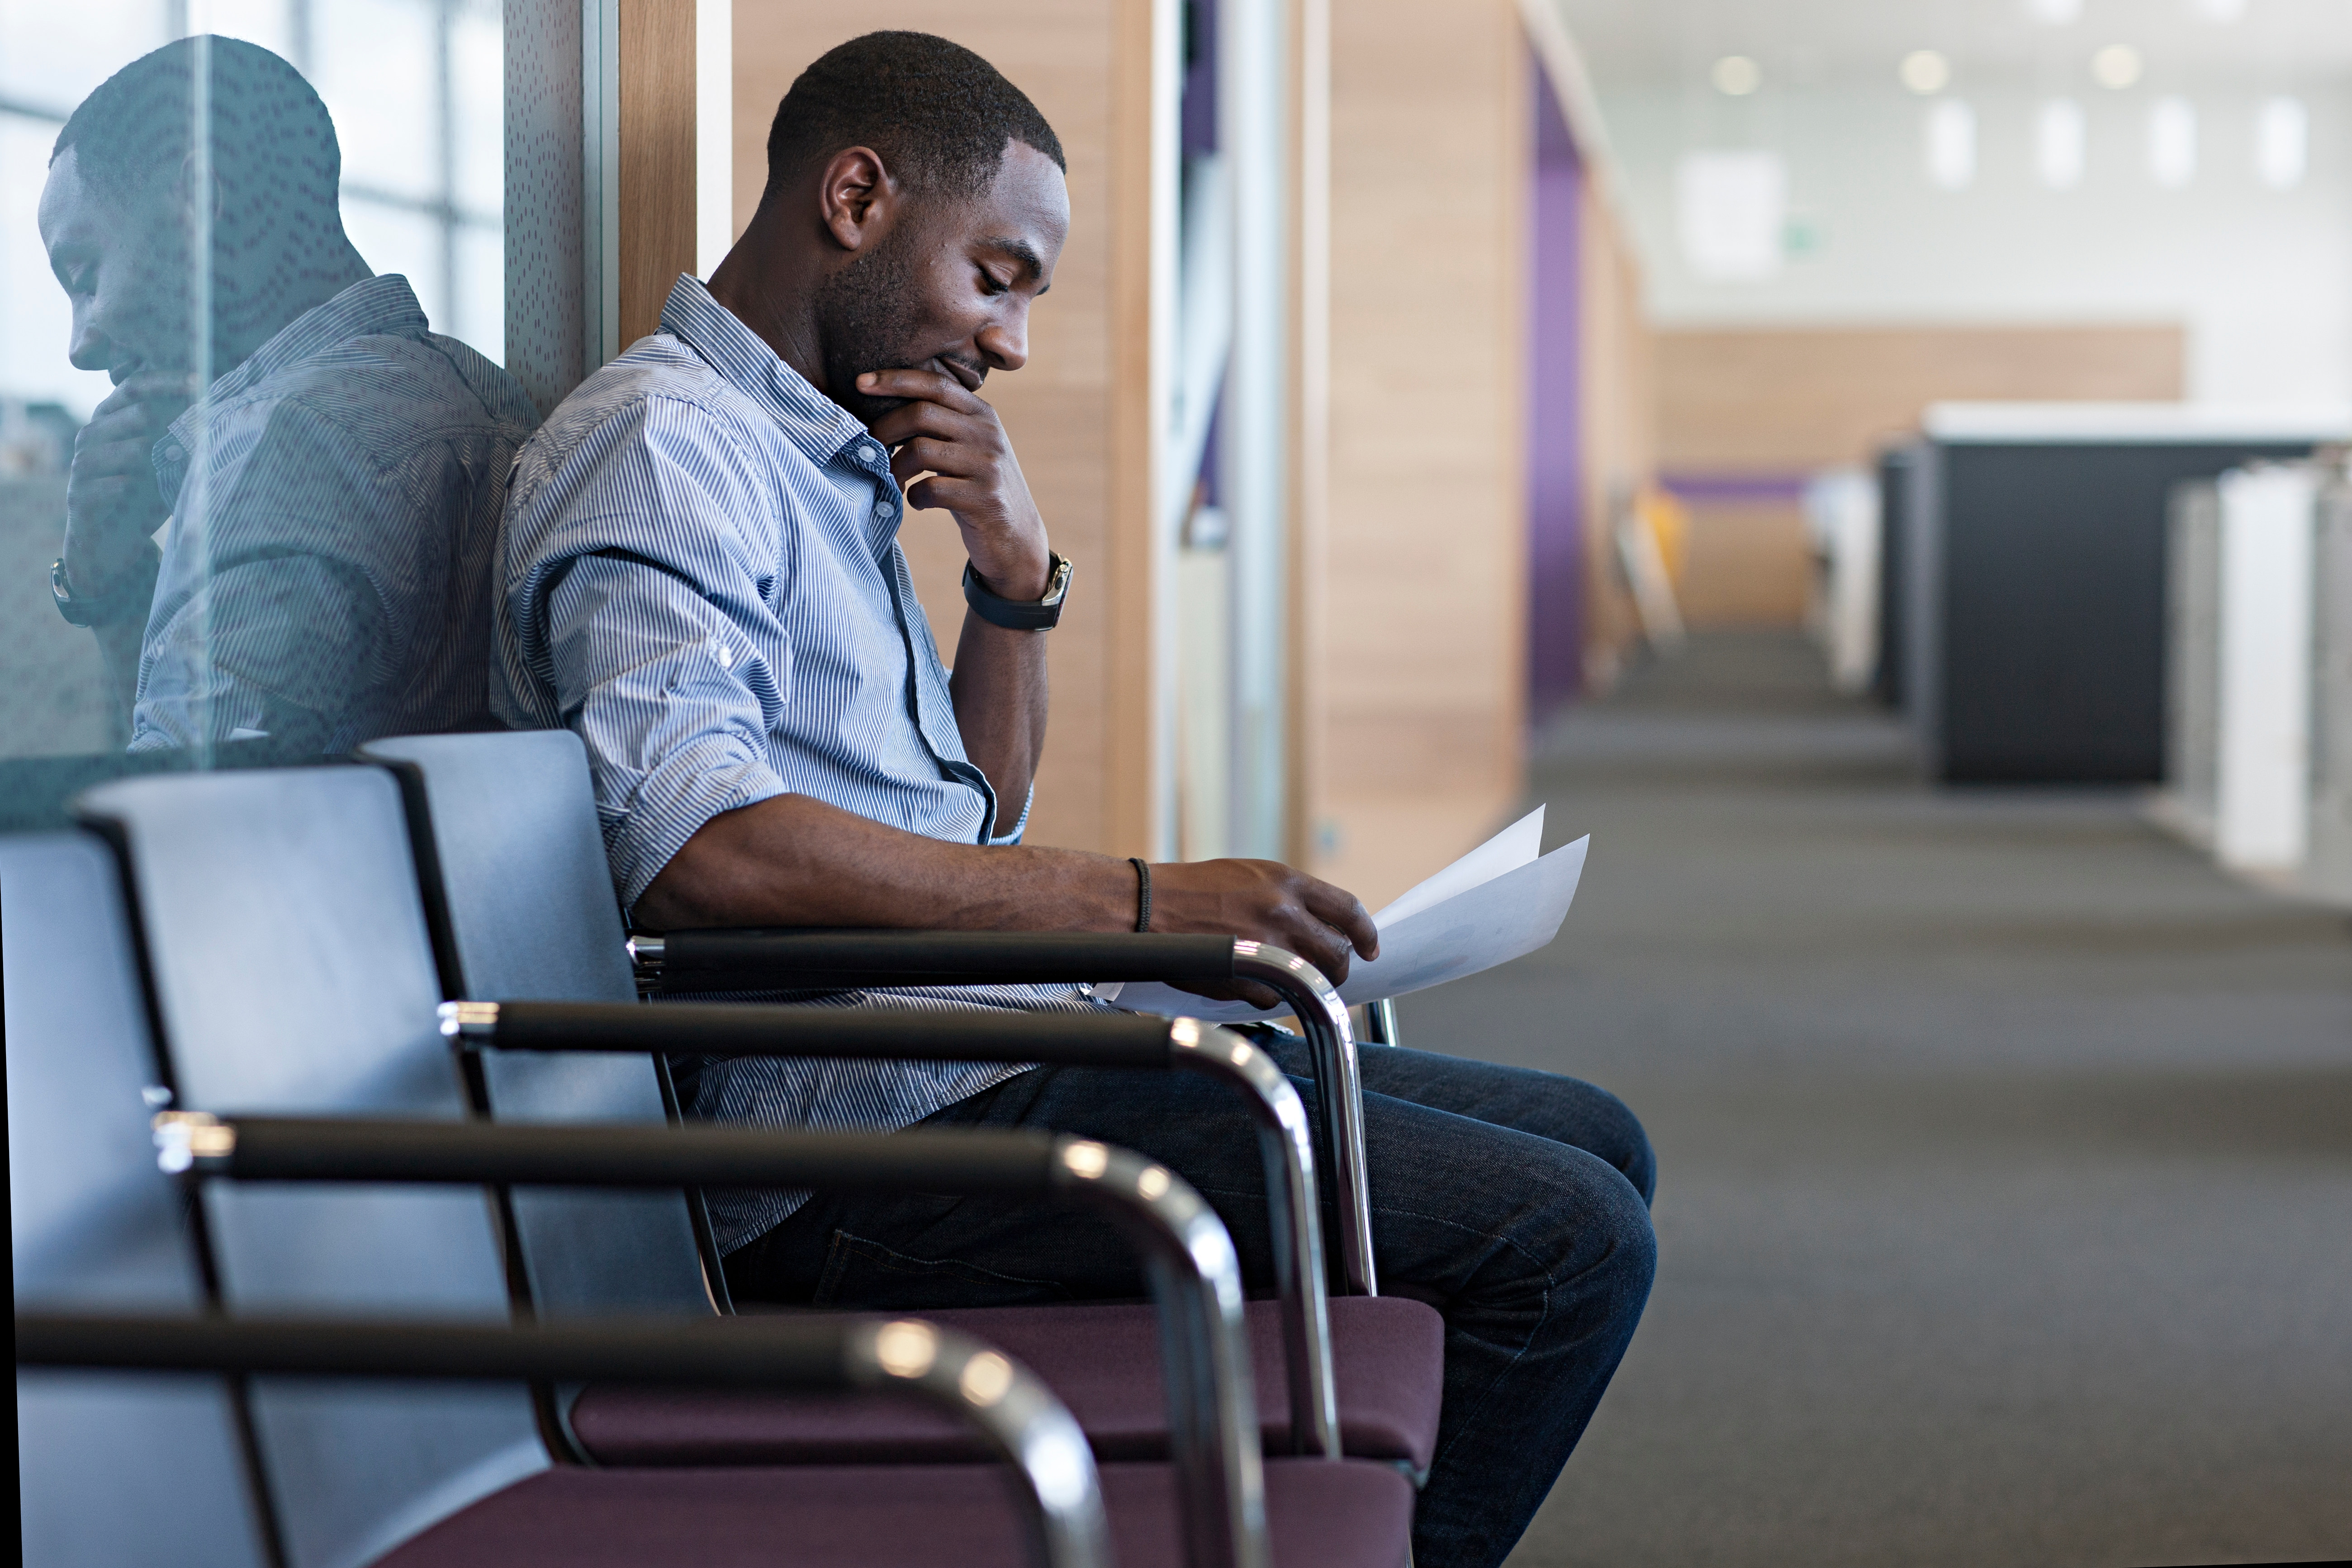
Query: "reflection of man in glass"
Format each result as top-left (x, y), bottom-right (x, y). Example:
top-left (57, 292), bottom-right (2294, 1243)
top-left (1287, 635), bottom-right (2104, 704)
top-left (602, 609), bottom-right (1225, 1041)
top-left (35, 37), bottom-right (536, 754)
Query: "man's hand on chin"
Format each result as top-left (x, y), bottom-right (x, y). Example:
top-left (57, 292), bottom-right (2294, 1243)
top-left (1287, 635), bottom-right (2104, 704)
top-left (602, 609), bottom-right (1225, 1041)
top-left (862, 366), bottom-right (1050, 599)
top-left (65, 369), bottom-right (187, 597)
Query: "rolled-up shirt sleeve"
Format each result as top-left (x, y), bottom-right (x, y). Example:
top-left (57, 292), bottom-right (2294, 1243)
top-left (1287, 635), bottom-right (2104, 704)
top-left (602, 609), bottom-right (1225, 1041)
top-left (986, 785), bottom-right (1034, 846)
top-left (502, 393), bottom-right (792, 910)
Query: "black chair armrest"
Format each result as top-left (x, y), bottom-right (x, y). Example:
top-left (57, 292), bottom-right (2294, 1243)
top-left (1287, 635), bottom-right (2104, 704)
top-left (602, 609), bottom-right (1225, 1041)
top-left (433, 1007), bottom-right (1339, 1457)
top-left (628, 930), bottom-right (1378, 1299)
top-left (638, 929), bottom-right (1239, 993)
top-left (18, 1311), bottom-right (1107, 1568)
top-left (444, 998), bottom-right (1178, 1066)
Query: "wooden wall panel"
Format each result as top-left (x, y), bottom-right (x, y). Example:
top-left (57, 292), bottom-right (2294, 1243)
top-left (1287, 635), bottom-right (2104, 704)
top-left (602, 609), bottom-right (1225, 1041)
top-left (1656, 322), bottom-right (2184, 630)
top-left (619, 0), bottom-right (699, 346)
top-left (1658, 322), bottom-right (2186, 474)
top-left (731, 2), bottom-right (1145, 855)
top-left (1321, 0), bottom-right (1529, 905)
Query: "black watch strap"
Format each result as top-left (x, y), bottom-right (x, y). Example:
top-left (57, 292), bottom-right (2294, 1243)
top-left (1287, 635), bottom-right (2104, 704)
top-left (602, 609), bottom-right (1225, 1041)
top-left (963, 552), bottom-right (1073, 631)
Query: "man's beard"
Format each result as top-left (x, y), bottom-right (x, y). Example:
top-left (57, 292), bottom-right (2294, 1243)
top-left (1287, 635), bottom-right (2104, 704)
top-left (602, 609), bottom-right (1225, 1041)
top-left (813, 227), bottom-right (928, 426)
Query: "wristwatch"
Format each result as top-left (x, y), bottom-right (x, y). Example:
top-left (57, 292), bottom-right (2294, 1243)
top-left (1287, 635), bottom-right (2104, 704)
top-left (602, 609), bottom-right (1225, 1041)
top-left (963, 551), bottom-right (1074, 630)
top-left (50, 552), bottom-right (157, 629)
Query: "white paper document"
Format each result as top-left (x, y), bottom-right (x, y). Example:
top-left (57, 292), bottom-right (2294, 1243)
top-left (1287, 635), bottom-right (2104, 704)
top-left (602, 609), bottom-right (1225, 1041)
top-left (1100, 809), bottom-right (1590, 1024)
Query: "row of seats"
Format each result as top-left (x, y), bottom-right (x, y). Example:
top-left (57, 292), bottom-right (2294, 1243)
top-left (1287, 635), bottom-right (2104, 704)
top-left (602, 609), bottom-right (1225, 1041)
top-left (9, 729), bottom-right (1443, 1567)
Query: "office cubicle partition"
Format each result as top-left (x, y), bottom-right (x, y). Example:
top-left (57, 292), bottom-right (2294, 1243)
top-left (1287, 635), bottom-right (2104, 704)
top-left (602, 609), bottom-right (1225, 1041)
top-left (2313, 485), bottom-right (2352, 904)
top-left (1897, 407), bottom-right (2340, 783)
top-left (2164, 481), bottom-right (2222, 843)
top-left (1873, 444), bottom-right (1916, 709)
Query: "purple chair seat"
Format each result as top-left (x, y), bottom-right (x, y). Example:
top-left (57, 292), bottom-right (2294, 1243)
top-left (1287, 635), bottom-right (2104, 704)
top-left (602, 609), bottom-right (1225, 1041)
top-left (375, 1457), bottom-right (1416, 1568)
top-left (572, 1295), bottom-right (1445, 1473)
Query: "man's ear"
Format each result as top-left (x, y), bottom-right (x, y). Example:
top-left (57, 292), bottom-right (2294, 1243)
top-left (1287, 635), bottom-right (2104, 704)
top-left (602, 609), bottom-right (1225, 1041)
top-left (818, 146), bottom-right (897, 254)
top-left (167, 151), bottom-right (228, 235)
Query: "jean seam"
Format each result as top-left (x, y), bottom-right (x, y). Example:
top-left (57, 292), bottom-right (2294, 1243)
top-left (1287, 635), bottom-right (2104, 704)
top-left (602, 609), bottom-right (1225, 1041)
top-left (1190, 1174), bottom-right (1572, 1484)
top-left (814, 1227), bottom-right (1076, 1307)
top-left (1356, 1198), bottom-right (1565, 1482)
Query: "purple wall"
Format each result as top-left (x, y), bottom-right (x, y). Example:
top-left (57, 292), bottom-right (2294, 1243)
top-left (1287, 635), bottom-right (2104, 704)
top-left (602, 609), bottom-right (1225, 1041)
top-left (1526, 60), bottom-right (1585, 720)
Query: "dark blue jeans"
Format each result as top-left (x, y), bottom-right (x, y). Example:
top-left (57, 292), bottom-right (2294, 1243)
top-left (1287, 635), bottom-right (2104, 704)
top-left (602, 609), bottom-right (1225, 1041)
top-left (725, 1037), bottom-right (1657, 1568)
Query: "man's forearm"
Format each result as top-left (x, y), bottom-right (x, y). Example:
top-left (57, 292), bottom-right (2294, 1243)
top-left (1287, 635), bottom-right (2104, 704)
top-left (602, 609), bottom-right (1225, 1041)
top-left (632, 788), bottom-right (1382, 997)
top-left (634, 791), bottom-right (1121, 931)
top-left (947, 608), bottom-right (1050, 837)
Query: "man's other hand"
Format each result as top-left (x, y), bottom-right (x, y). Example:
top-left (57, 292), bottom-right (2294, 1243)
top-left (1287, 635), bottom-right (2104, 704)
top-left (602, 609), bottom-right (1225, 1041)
top-left (1149, 858), bottom-right (1380, 1009)
top-left (862, 366), bottom-right (1051, 602)
top-left (65, 371), bottom-right (186, 597)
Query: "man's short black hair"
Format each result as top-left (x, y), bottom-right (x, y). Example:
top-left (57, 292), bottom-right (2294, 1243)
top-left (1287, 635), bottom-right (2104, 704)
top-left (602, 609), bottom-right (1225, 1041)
top-left (764, 31), bottom-right (1065, 204)
top-left (52, 35), bottom-right (341, 213)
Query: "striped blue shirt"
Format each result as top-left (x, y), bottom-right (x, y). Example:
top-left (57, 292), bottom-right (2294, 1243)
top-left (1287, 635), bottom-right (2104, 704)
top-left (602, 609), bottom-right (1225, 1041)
top-left (497, 274), bottom-right (1089, 1250)
top-left (134, 274), bottom-right (537, 753)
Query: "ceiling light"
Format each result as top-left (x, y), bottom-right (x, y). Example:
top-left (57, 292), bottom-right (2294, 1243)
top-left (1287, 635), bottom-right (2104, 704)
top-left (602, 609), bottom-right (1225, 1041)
top-left (2091, 45), bottom-right (2143, 89)
top-left (1926, 99), bottom-right (1977, 190)
top-left (1712, 55), bottom-right (1763, 96)
top-left (1900, 50), bottom-right (1951, 95)
top-left (2037, 99), bottom-right (2087, 188)
top-left (2024, 0), bottom-right (2083, 24)
top-left (2188, 0), bottom-right (2248, 20)
top-left (2255, 96), bottom-right (2306, 189)
top-left (2148, 96), bottom-right (2196, 186)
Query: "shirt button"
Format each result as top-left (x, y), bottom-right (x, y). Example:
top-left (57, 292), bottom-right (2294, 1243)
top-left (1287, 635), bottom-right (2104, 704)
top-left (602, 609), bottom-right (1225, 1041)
top-left (860, 444), bottom-right (882, 464)
top-left (163, 444), bottom-right (185, 463)
top-left (873, 501), bottom-right (893, 519)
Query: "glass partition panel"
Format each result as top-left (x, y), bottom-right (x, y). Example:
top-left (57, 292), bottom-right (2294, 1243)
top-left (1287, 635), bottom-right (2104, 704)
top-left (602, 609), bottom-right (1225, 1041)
top-left (0, 0), bottom-right (522, 824)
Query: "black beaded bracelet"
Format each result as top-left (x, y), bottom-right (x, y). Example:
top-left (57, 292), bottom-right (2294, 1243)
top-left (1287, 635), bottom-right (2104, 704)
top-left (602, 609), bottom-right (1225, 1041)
top-left (1129, 856), bottom-right (1152, 933)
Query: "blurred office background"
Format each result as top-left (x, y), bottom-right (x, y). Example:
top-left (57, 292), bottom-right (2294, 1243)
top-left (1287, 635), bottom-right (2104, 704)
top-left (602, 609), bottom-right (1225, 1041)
top-left (2, 0), bottom-right (2347, 1562)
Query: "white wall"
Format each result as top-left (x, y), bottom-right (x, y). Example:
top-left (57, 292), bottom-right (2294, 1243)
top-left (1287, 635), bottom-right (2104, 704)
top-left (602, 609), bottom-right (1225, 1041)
top-left (1601, 81), bottom-right (2352, 405)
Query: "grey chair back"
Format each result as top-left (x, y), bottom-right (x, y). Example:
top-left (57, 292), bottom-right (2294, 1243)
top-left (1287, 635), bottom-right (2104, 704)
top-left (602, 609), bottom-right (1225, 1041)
top-left (74, 769), bottom-right (548, 1568)
top-left (6, 830), bottom-right (273, 1568)
top-left (357, 729), bottom-right (717, 1318)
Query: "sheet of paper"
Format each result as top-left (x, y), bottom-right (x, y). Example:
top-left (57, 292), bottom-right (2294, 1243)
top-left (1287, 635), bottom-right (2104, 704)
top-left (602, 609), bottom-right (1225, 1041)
top-left (1105, 835), bottom-right (1589, 1024)
top-left (1371, 806), bottom-right (1544, 927)
top-left (1090, 808), bottom-right (1545, 1010)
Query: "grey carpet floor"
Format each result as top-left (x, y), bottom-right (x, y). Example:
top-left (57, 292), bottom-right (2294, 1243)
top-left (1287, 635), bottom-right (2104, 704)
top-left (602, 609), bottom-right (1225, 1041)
top-left (1399, 631), bottom-right (2352, 1568)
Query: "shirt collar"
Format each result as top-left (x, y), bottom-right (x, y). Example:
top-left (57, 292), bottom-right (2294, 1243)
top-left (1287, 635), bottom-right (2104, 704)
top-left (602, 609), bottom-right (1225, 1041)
top-left (155, 273), bottom-right (431, 497)
top-left (193, 274), bottom-right (430, 417)
top-left (658, 274), bottom-right (872, 468)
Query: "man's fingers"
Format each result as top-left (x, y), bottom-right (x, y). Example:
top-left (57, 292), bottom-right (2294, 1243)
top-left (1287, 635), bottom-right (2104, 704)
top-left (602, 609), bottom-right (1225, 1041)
top-left (76, 406), bottom-right (158, 449)
top-left (1167, 979), bottom-right (1284, 1011)
top-left (858, 367), bottom-right (984, 413)
top-left (903, 474), bottom-right (1001, 519)
top-left (870, 408), bottom-right (986, 461)
top-left (1278, 913), bottom-right (1354, 989)
top-left (71, 441), bottom-right (163, 479)
top-left (889, 436), bottom-right (983, 486)
top-left (1303, 880), bottom-right (1380, 962)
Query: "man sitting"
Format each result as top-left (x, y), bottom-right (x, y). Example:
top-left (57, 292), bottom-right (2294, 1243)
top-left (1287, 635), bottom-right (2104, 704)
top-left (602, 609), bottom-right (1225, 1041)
top-left (496, 31), bottom-right (1655, 1568)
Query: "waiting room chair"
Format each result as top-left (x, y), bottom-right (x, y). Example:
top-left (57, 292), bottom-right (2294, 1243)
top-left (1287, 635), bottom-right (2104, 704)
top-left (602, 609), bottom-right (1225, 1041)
top-left (358, 728), bottom-right (1384, 1296)
top-left (3, 829), bottom-right (1112, 1568)
top-left (70, 767), bottom-right (1419, 1568)
top-left (357, 728), bottom-right (1442, 1477)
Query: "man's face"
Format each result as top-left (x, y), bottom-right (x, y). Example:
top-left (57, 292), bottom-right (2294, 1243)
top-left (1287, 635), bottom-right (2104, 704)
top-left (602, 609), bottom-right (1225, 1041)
top-left (37, 148), bottom-right (198, 384)
top-left (816, 139), bottom-right (1070, 426)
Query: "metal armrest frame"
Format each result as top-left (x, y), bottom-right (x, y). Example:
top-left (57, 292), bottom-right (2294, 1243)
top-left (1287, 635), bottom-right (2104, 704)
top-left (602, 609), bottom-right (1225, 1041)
top-left (440, 1004), bottom-right (1339, 1459)
top-left (631, 931), bottom-right (1380, 1298)
top-left (155, 1113), bottom-right (1269, 1568)
top-left (18, 1310), bottom-right (1108, 1568)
